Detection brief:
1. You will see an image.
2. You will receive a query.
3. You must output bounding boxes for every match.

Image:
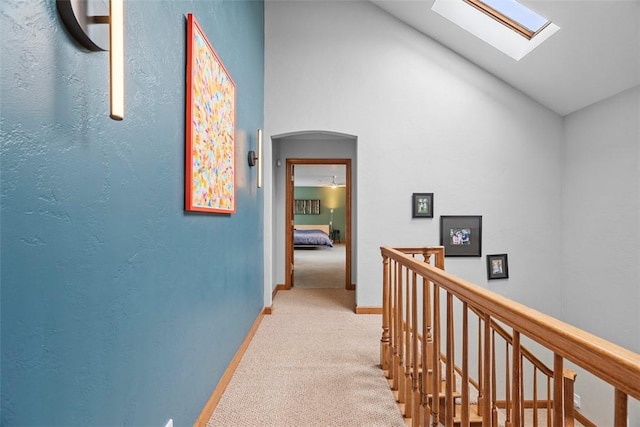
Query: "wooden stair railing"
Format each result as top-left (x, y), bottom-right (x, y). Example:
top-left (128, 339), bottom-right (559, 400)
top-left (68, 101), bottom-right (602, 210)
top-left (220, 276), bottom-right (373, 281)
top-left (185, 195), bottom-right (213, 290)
top-left (392, 304), bottom-right (570, 426)
top-left (381, 246), bottom-right (640, 427)
top-left (470, 306), bottom-right (566, 427)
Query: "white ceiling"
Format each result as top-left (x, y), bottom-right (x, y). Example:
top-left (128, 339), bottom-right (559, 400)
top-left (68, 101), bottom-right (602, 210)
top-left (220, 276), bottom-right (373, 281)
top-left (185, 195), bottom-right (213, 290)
top-left (370, 0), bottom-right (640, 116)
top-left (294, 164), bottom-right (347, 187)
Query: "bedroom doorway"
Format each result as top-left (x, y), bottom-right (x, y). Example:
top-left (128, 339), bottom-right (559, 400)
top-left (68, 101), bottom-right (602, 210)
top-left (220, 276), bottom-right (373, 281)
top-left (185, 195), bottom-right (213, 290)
top-left (285, 158), bottom-right (352, 290)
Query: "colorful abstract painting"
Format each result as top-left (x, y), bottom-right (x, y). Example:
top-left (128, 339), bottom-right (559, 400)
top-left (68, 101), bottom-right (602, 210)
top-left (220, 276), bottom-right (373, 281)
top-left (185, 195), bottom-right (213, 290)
top-left (185, 14), bottom-right (236, 213)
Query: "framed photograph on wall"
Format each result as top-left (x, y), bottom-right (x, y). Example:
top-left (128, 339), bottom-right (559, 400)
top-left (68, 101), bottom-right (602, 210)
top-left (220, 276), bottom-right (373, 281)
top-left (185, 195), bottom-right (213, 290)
top-left (185, 13), bottom-right (236, 213)
top-left (439, 215), bottom-right (482, 257)
top-left (487, 254), bottom-right (509, 280)
top-left (294, 199), bottom-right (321, 215)
top-left (412, 193), bottom-right (434, 218)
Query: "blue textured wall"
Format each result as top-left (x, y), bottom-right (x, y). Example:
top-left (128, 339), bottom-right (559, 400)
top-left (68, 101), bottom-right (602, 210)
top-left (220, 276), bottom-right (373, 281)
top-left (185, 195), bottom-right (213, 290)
top-left (0, 0), bottom-right (264, 425)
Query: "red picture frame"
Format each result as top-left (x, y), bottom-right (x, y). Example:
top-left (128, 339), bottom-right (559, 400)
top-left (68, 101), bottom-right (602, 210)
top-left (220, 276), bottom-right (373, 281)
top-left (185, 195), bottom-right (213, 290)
top-left (185, 14), bottom-right (236, 213)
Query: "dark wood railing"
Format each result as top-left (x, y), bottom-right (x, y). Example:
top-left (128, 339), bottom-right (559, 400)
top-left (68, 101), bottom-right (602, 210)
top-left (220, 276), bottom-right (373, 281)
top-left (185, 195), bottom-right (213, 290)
top-left (380, 246), bottom-right (640, 426)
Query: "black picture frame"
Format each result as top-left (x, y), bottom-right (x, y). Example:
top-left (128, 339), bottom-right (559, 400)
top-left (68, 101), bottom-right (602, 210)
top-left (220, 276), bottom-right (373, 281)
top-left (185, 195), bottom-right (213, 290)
top-left (412, 193), bottom-right (434, 218)
top-left (487, 254), bottom-right (509, 280)
top-left (439, 215), bottom-right (482, 257)
top-left (294, 199), bottom-right (320, 215)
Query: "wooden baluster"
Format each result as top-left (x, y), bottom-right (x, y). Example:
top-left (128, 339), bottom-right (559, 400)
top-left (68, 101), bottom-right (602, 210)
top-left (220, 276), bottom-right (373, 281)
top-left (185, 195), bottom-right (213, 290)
top-left (412, 271), bottom-right (420, 426)
top-left (546, 378), bottom-right (552, 427)
top-left (476, 317), bottom-right (484, 418)
top-left (483, 313), bottom-right (491, 427)
top-left (420, 251), bottom-right (432, 427)
top-left (505, 342), bottom-right (511, 427)
top-left (431, 284), bottom-right (441, 427)
top-left (389, 260), bottom-right (396, 383)
top-left (392, 261), bottom-right (400, 390)
top-left (422, 276), bottom-right (432, 427)
top-left (397, 264), bottom-right (405, 403)
top-left (614, 388), bottom-right (628, 427)
top-left (389, 261), bottom-right (398, 384)
top-left (533, 367), bottom-right (538, 427)
top-left (381, 255), bottom-right (390, 371)
top-left (404, 267), bottom-right (412, 417)
top-left (520, 355), bottom-right (525, 426)
top-left (491, 330), bottom-right (498, 427)
top-left (461, 302), bottom-right (470, 427)
top-left (445, 292), bottom-right (454, 427)
top-left (512, 331), bottom-right (521, 427)
top-left (553, 354), bottom-right (563, 427)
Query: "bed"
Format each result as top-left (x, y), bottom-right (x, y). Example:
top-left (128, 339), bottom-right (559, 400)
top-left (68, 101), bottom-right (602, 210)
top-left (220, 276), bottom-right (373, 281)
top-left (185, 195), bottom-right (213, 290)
top-left (294, 224), bottom-right (333, 248)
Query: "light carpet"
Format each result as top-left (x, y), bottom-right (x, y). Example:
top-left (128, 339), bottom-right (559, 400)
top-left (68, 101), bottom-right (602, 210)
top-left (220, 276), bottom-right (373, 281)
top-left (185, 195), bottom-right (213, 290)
top-left (293, 244), bottom-right (345, 289)
top-left (207, 288), bottom-right (405, 427)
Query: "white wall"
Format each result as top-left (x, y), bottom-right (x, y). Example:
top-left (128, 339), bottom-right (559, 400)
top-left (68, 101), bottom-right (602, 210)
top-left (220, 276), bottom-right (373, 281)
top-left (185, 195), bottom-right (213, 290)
top-left (564, 85), bottom-right (639, 351)
top-left (265, 0), bottom-right (564, 312)
top-left (563, 86), bottom-right (640, 425)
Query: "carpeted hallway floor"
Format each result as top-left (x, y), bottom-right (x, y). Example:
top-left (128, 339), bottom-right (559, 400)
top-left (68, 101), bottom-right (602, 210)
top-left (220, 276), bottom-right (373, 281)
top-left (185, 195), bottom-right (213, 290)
top-left (293, 244), bottom-right (346, 289)
top-left (207, 288), bottom-right (405, 426)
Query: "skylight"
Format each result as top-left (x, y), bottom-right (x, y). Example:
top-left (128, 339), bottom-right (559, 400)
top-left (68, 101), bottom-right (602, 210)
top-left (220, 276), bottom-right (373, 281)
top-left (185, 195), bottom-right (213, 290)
top-left (465, 0), bottom-right (550, 39)
top-left (431, 0), bottom-right (560, 60)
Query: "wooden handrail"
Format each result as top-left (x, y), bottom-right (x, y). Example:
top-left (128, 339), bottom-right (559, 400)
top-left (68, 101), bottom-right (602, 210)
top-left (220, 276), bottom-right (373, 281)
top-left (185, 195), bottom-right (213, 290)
top-left (381, 246), bottom-right (640, 401)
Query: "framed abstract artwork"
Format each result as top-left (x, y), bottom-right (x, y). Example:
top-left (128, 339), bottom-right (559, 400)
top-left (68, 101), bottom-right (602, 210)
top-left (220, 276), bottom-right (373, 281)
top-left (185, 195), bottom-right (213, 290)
top-left (439, 215), bottom-right (482, 257)
top-left (412, 193), bottom-right (434, 218)
top-left (185, 14), bottom-right (236, 213)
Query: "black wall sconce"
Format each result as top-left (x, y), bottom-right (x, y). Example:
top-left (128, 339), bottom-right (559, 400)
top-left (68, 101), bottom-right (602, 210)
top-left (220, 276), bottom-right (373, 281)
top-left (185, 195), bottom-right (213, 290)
top-left (247, 129), bottom-right (262, 188)
top-left (57, 0), bottom-right (125, 120)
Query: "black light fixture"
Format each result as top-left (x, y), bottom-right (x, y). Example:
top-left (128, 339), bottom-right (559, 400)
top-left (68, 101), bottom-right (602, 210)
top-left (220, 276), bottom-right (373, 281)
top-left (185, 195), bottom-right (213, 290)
top-left (247, 129), bottom-right (262, 188)
top-left (57, 0), bottom-right (125, 120)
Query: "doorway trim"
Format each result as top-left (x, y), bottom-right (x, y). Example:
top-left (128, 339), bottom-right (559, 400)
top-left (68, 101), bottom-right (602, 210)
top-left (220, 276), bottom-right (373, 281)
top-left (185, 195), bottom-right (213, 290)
top-left (285, 158), bottom-right (353, 291)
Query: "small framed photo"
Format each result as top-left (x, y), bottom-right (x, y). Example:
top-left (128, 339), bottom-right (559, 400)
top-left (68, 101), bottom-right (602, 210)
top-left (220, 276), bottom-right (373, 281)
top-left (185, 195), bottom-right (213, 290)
top-left (412, 193), bottom-right (434, 218)
top-left (440, 215), bottom-right (482, 257)
top-left (487, 254), bottom-right (509, 280)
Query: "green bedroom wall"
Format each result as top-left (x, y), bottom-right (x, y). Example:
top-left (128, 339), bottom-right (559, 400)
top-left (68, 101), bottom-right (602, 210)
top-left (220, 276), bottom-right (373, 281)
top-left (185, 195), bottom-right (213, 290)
top-left (294, 187), bottom-right (346, 240)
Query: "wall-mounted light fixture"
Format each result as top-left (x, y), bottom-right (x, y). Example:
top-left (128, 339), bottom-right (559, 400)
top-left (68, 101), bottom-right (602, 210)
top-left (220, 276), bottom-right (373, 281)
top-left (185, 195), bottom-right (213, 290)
top-left (57, 0), bottom-right (125, 120)
top-left (247, 129), bottom-right (263, 188)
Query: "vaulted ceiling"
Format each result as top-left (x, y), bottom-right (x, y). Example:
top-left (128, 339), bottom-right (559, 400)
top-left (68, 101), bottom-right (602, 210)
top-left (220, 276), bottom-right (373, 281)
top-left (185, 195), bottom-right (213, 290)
top-left (288, 1), bottom-right (638, 186)
top-left (370, 0), bottom-right (640, 116)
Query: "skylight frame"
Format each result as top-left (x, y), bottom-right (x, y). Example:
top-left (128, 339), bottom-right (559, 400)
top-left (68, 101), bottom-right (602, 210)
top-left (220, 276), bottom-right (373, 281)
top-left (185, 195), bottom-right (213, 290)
top-left (464, 0), bottom-right (551, 40)
top-left (431, 0), bottom-right (561, 61)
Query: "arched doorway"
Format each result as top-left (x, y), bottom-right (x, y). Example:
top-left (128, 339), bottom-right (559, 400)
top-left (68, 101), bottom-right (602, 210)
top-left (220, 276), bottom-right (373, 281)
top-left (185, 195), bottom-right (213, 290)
top-left (270, 130), bottom-right (357, 297)
top-left (285, 158), bottom-right (352, 290)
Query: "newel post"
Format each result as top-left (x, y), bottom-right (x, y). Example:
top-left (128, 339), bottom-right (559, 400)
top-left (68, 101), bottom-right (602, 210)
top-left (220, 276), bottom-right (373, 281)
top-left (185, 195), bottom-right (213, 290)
top-left (563, 369), bottom-right (577, 427)
top-left (381, 252), bottom-right (390, 371)
top-left (553, 354), bottom-right (564, 427)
